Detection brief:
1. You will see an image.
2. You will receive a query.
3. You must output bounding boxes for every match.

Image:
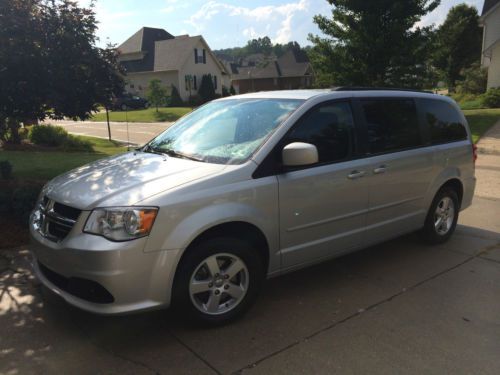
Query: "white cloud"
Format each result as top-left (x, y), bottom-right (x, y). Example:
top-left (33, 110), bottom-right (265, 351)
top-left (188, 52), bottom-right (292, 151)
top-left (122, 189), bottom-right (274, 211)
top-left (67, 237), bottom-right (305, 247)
top-left (185, 0), bottom-right (309, 44)
top-left (417, 0), bottom-right (484, 27)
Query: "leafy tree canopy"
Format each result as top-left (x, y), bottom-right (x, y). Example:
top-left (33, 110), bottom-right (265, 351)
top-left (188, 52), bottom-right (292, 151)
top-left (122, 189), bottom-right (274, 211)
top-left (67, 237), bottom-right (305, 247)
top-left (0, 0), bottom-right (124, 143)
top-left (214, 37), bottom-right (304, 60)
top-left (308, 0), bottom-right (440, 88)
top-left (433, 4), bottom-right (482, 91)
top-left (147, 79), bottom-right (168, 111)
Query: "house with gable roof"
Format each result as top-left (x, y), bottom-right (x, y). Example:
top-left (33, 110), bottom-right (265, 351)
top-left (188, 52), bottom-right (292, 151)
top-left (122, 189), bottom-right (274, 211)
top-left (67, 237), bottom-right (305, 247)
top-left (117, 27), bottom-right (229, 101)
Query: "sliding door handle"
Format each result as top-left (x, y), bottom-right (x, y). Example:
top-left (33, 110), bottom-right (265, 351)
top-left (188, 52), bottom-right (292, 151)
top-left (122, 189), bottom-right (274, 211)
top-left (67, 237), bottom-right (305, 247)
top-left (373, 165), bottom-right (387, 174)
top-left (347, 170), bottom-right (366, 180)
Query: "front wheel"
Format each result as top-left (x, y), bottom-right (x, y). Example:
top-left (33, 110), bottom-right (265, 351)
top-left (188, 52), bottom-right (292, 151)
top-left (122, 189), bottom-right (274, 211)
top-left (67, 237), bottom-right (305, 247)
top-left (174, 237), bottom-right (264, 325)
top-left (421, 187), bottom-right (459, 244)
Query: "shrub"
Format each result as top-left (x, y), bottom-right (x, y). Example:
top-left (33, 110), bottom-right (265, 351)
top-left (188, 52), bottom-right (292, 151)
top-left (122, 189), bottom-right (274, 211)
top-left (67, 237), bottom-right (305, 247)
top-left (0, 160), bottom-right (13, 179)
top-left (229, 85), bottom-right (236, 95)
top-left (30, 125), bottom-right (68, 147)
top-left (61, 135), bottom-right (94, 152)
top-left (222, 85), bottom-right (230, 97)
top-left (198, 74), bottom-right (216, 103)
top-left (170, 85), bottom-right (184, 107)
top-left (482, 87), bottom-right (500, 108)
top-left (188, 94), bottom-right (203, 107)
top-left (12, 184), bottom-right (42, 225)
top-left (0, 186), bottom-right (12, 214)
top-left (456, 63), bottom-right (488, 95)
top-left (147, 79), bottom-right (168, 111)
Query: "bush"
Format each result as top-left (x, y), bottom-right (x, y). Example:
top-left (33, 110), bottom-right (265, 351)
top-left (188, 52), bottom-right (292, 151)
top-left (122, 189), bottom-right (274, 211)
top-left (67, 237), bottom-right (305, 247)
top-left (188, 94), bottom-right (203, 107)
top-left (0, 160), bottom-right (13, 179)
top-left (222, 85), bottom-right (230, 97)
top-left (61, 135), bottom-right (94, 152)
top-left (12, 184), bottom-right (42, 225)
top-left (482, 87), bottom-right (500, 108)
top-left (170, 85), bottom-right (184, 107)
top-left (456, 63), bottom-right (488, 95)
top-left (29, 125), bottom-right (94, 151)
top-left (229, 85), bottom-right (236, 95)
top-left (0, 187), bottom-right (12, 214)
top-left (198, 74), bottom-right (216, 103)
top-left (30, 125), bottom-right (68, 147)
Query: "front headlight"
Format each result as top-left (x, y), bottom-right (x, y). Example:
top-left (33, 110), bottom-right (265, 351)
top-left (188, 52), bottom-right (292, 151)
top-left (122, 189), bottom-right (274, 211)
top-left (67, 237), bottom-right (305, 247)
top-left (84, 207), bottom-right (158, 241)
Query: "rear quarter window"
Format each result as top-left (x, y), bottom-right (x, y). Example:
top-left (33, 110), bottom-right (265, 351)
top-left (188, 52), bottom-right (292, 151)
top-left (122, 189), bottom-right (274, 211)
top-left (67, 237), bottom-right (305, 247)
top-left (421, 99), bottom-right (468, 144)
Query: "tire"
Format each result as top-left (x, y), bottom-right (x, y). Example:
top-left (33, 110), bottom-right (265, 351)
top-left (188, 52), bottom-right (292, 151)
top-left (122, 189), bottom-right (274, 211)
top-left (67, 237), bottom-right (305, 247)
top-left (144, 102), bottom-right (150, 109)
top-left (421, 187), bottom-right (459, 245)
top-left (120, 104), bottom-right (127, 111)
top-left (173, 237), bottom-right (265, 325)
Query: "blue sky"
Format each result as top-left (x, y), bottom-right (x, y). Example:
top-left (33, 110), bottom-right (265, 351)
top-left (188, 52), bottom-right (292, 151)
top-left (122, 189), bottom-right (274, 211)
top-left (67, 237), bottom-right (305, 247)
top-left (81, 0), bottom-right (485, 49)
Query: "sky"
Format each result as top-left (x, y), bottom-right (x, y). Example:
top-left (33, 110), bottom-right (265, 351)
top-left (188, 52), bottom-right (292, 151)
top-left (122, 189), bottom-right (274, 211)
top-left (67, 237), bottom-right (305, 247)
top-left (79, 0), bottom-right (485, 49)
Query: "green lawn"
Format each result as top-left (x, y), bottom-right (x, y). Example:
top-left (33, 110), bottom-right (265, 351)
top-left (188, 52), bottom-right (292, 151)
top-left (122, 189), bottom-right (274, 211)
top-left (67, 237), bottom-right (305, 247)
top-left (91, 107), bottom-right (192, 123)
top-left (1, 136), bottom-right (128, 181)
top-left (463, 108), bottom-right (500, 143)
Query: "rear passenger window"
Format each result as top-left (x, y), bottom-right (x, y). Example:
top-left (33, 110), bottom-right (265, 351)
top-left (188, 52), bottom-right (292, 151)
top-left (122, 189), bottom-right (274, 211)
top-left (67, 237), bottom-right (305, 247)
top-left (286, 102), bottom-right (354, 164)
top-left (421, 99), bottom-right (467, 144)
top-left (361, 99), bottom-right (421, 154)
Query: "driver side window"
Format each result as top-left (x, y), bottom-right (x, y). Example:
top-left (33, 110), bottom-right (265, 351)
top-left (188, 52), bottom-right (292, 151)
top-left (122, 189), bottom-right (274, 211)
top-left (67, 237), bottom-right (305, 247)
top-left (286, 101), bottom-right (354, 164)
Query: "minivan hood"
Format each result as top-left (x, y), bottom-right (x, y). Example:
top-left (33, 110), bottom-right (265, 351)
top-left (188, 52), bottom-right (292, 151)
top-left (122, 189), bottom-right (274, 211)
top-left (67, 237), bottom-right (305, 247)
top-left (44, 152), bottom-right (226, 210)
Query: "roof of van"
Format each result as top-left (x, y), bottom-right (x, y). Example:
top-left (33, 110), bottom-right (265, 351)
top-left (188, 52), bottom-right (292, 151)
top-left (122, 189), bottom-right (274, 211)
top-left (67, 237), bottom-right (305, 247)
top-left (224, 88), bottom-right (444, 101)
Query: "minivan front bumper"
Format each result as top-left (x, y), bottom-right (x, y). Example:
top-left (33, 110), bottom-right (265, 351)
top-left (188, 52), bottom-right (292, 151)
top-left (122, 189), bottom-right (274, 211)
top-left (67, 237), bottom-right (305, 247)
top-left (29, 221), bottom-right (181, 315)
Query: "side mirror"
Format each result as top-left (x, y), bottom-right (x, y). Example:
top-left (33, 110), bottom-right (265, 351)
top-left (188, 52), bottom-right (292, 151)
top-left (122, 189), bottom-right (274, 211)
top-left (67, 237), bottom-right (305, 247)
top-left (282, 142), bottom-right (319, 167)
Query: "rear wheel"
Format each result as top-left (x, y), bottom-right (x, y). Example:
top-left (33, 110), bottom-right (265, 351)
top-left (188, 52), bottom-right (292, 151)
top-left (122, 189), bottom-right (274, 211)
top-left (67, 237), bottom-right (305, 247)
top-left (421, 187), bottom-right (459, 244)
top-left (174, 237), bottom-right (264, 325)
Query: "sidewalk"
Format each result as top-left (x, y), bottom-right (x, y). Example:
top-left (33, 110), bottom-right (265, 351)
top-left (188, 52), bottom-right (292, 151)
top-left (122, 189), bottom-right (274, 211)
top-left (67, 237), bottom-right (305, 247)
top-left (475, 120), bottom-right (500, 201)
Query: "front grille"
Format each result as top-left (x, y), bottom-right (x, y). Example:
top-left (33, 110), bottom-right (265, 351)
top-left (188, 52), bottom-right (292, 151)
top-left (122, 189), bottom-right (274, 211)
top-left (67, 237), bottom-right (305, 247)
top-left (35, 197), bottom-right (81, 242)
top-left (38, 262), bottom-right (114, 304)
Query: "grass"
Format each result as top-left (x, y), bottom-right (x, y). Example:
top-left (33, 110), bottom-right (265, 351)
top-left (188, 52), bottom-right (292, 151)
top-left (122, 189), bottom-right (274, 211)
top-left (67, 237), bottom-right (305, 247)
top-left (1, 136), bottom-right (128, 181)
top-left (459, 98), bottom-right (483, 110)
top-left (464, 108), bottom-right (500, 143)
top-left (91, 107), bottom-right (192, 123)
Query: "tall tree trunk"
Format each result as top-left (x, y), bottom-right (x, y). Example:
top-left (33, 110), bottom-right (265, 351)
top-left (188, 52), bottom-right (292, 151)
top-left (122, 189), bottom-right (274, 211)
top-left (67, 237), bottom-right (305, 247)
top-left (7, 118), bottom-right (21, 144)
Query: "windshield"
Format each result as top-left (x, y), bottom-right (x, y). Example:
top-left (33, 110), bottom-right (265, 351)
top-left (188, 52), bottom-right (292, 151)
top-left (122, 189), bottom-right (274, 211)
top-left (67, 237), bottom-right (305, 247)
top-left (145, 99), bottom-right (304, 164)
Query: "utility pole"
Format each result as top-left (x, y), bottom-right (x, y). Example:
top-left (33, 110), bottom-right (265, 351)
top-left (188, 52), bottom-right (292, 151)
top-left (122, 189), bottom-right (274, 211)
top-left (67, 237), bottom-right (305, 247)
top-left (105, 106), bottom-right (111, 141)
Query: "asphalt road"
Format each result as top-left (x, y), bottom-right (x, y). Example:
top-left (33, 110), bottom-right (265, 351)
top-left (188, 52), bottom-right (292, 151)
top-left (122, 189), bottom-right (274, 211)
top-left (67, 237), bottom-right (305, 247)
top-left (1, 124), bottom-right (499, 374)
top-left (49, 120), bottom-right (171, 146)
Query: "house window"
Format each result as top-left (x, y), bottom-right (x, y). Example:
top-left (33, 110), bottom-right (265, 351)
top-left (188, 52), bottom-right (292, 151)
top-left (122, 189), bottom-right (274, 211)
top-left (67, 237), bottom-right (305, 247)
top-left (194, 48), bottom-right (205, 64)
top-left (129, 84), bottom-right (135, 89)
top-left (213, 75), bottom-right (217, 90)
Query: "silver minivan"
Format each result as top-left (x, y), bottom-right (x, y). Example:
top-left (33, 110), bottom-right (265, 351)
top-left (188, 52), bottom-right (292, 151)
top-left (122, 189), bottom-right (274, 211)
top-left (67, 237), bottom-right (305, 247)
top-left (30, 89), bottom-right (476, 324)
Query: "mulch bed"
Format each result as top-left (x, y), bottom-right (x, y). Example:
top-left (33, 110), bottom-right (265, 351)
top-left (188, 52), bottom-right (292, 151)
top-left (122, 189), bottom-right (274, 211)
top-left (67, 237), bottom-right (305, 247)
top-left (0, 216), bottom-right (29, 249)
top-left (1, 141), bottom-right (56, 152)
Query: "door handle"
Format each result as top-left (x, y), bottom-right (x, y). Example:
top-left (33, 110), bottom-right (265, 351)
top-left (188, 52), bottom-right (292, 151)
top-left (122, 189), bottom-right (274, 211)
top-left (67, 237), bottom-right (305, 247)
top-left (373, 165), bottom-right (387, 174)
top-left (347, 170), bottom-right (366, 180)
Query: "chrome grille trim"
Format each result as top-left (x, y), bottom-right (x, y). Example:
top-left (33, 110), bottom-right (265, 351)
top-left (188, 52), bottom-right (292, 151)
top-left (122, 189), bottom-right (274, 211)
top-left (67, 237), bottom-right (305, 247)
top-left (33, 197), bottom-right (80, 242)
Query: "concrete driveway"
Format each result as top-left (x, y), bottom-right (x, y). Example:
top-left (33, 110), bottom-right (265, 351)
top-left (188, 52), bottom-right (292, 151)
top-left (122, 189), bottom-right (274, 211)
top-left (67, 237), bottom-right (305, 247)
top-left (48, 120), bottom-right (171, 146)
top-left (1, 124), bottom-right (500, 374)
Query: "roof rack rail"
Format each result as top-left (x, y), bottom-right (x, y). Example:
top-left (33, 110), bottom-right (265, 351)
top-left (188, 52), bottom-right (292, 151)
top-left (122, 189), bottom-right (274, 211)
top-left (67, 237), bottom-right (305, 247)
top-left (332, 86), bottom-right (434, 94)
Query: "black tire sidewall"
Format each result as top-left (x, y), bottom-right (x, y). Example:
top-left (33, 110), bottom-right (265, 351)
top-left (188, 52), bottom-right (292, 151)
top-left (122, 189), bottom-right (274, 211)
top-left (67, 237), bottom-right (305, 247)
top-left (173, 237), bottom-right (264, 325)
top-left (423, 187), bottom-right (459, 244)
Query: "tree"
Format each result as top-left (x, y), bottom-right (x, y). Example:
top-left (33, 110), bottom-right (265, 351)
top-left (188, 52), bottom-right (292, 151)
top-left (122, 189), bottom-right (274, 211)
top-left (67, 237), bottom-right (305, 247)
top-left (198, 74), bottom-right (216, 103)
top-left (0, 0), bottom-right (124, 143)
top-left (456, 63), bottom-right (488, 95)
top-left (433, 4), bottom-right (482, 92)
top-left (169, 85), bottom-right (184, 107)
top-left (229, 85), bottom-right (236, 95)
top-left (308, 0), bottom-right (440, 88)
top-left (147, 79), bottom-right (168, 111)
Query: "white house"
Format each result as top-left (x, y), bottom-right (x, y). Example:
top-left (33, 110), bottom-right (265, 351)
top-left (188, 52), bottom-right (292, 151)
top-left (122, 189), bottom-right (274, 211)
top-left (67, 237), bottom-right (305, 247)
top-left (117, 27), bottom-right (229, 101)
top-left (480, 0), bottom-right (500, 88)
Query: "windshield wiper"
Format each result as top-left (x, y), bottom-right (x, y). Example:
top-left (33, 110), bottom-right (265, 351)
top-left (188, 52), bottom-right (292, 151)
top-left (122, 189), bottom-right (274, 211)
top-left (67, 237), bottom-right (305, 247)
top-left (141, 144), bottom-right (166, 156)
top-left (163, 149), bottom-right (205, 162)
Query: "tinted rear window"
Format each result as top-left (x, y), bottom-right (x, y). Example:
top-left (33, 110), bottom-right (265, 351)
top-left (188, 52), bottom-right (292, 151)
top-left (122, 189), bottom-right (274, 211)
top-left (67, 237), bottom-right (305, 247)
top-left (361, 99), bottom-right (421, 154)
top-left (421, 99), bottom-right (467, 144)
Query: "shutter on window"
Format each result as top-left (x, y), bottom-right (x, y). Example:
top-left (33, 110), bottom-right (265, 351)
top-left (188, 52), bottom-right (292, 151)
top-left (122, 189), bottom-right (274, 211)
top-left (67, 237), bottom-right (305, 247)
top-left (203, 49), bottom-right (206, 64)
top-left (214, 76), bottom-right (217, 89)
top-left (193, 76), bottom-right (197, 90)
top-left (194, 48), bottom-right (198, 64)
